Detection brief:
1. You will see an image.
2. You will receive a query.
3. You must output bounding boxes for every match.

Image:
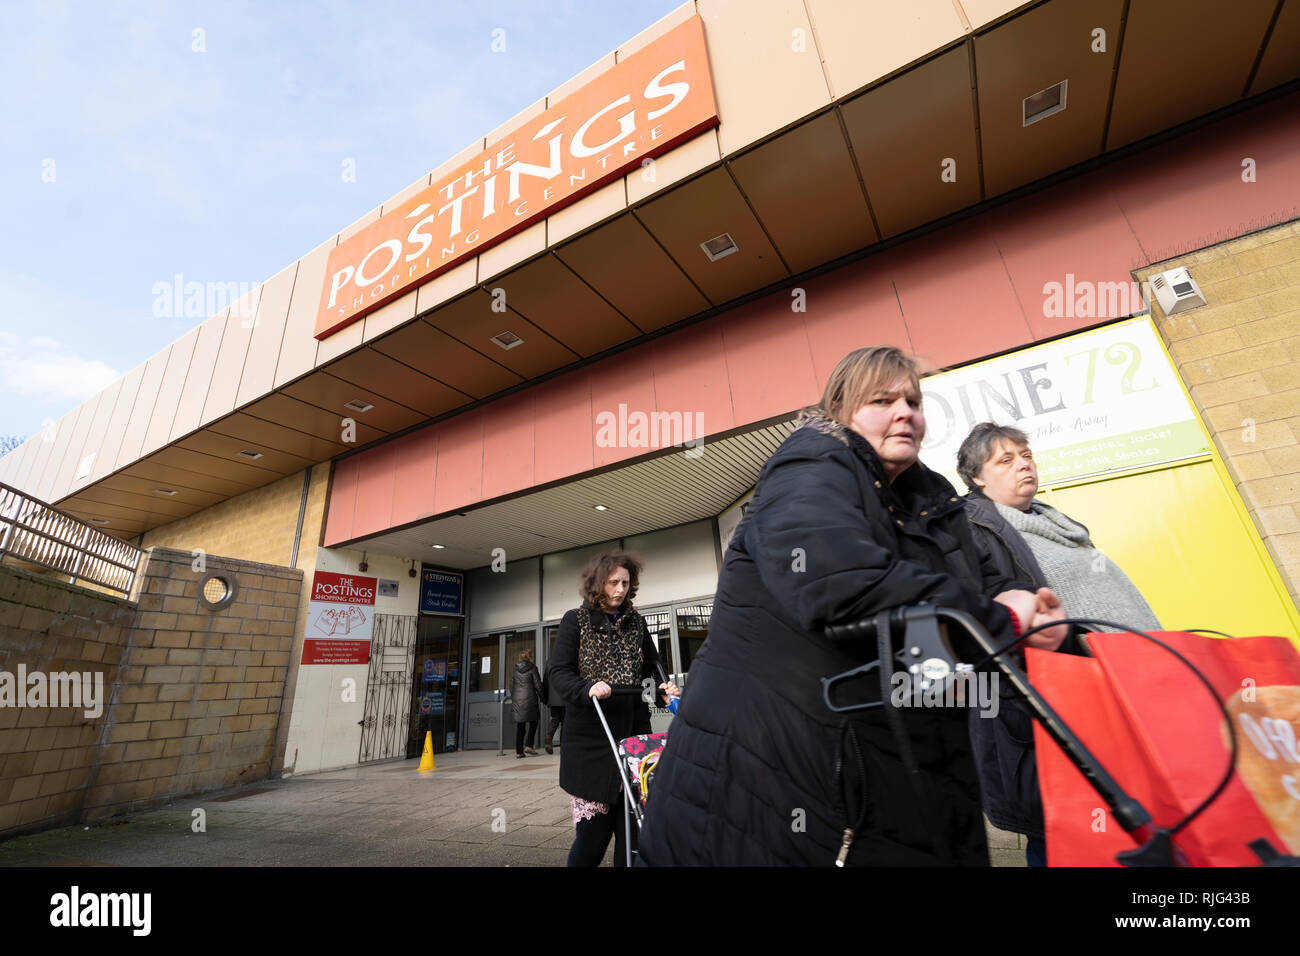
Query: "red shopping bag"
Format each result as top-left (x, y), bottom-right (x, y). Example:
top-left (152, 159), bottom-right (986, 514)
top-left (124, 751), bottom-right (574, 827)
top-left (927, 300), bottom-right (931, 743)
top-left (1029, 632), bottom-right (1300, 866)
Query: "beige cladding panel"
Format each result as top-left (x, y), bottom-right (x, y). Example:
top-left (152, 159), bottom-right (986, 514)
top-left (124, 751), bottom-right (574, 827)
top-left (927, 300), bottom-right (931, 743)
top-left (1251, 0), bottom-right (1300, 94)
top-left (356, 289), bottom-right (418, 343)
top-left (547, 179), bottom-right (628, 246)
top-left (200, 303), bottom-right (249, 423)
top-left (169, 312), bottom-right (227, 442)
top-left (696, 0), bottom-right (831, 156)
top-left (407, 261), bottom-right (479, 329)
top-left (1106, 0), bottom-right (1277, 150)
top-left (616, 2), bottom-right (697, 60)
top-left (115, 349), bottom-right (173, 471)
top-left (66, 378), bottom-right (122, 496)
top-left (841, 47), bottom-right (981, 238)
top-left (274, 238), bottom-right (337, 390)
top-left (0, 438), bottom-right (31, 487)
top-left (478, 223), bottom-right (548, 284)
top-left (89, 364), bottom-right (145, 484)
top-left (34, 406), bottom-right (83, 503)
top-left (235, 263), bottom-right (297, 409)
top-left (727, 111), bottom-right (877, 274)
top-left (635, 166), bottom-right (788, 305)
top-left (805, 0), bottom-right (968, 99)
top-left (38, 403), bottom-right (88, 504)
top-left (140, 327), bottom-right (200, 458)
top-left (975, 0), bottom-right (1124, 198)
top-left (49, 387), bottom-right (105, 502)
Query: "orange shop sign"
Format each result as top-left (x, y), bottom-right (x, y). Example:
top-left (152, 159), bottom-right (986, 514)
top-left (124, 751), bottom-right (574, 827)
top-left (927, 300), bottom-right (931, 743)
top-left (315, 15), bottom-right (718, 339)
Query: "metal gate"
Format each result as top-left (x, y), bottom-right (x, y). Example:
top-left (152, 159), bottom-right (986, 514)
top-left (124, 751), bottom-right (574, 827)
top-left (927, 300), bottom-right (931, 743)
top-left (359, 613), bottom-right (417, 762)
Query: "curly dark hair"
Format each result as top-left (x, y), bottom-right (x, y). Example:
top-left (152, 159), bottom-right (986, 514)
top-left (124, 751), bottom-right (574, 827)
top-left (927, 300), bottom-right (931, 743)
top-left (578, 550), bottom-right (643, 610)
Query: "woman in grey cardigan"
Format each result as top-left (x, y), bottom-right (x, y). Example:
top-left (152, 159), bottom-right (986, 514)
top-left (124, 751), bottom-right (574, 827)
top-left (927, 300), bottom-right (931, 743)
top-left (956, 422), bottom-right (1161, 866)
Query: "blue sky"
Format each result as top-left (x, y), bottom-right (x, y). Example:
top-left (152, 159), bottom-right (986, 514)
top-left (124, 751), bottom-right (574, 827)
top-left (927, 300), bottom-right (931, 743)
top-left (0, 0), bottom-right (684, 443)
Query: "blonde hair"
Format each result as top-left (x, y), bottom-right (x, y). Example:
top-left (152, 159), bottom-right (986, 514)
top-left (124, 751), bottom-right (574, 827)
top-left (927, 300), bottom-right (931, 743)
top-left (815, 346), bottom-right (921, 427)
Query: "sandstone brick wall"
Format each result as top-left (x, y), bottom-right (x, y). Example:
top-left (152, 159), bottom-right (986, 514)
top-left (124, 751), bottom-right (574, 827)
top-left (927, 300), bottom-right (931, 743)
top-left (0, 565), bottom-right (133, 834)
top-left (1141, 220), bottom-right (1300, 606)
top-left (0, 546), bottom-right (303, 837)
top-left (82, 547), bottom-right (303, 822)
top-left (134, 461), bottom-right (331, 777)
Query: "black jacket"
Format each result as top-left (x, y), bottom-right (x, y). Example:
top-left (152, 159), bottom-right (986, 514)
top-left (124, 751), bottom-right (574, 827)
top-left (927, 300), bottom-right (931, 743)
top-left (636, 412), bottom-right (1021, 866)
top-left (510, 661), bottom-right (543, 724)
top-left (549, 603), bottom-right (664, 804)
top-left (962, 490), bottom-right (1085, 840)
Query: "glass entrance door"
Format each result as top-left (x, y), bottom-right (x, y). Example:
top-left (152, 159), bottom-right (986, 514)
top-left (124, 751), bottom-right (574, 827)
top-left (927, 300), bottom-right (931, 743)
top-left (407, 616), bottom-right (462, 757)
top-left (464, 628), bottom-right (539, 750)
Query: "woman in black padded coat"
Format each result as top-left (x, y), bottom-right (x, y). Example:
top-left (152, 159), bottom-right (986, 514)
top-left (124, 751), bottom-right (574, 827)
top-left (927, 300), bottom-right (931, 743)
top-left (637, 346), bottom-right (1066, 866)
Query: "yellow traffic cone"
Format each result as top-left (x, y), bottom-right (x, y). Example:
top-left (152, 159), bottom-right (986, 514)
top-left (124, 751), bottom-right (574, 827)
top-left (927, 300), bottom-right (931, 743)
top-left (417, 731), bottom-right (436, 771)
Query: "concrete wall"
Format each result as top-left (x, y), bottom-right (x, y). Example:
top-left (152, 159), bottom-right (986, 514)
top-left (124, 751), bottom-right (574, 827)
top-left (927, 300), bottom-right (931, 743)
top-left (0, 546), bottom-right (303, 837)
top-left (1142, 221), bottom-right (1300, 606)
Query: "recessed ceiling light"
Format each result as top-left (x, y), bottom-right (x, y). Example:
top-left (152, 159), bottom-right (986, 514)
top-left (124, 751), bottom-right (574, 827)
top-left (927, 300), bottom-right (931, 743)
top-left (91, 518), bottom-right (110, 525)
top-left (154, 488), bottom-right (178, 496)
top-left (431, 544), bottom-right (446, 549)
top-left (343, 399), bottom-right (374, 413)
top-left (700, 233), bottom-right (738, 262)
top-left (1023, 80), bottom-right (1067, 127)
top-left (594, 504), bottom-right (609, 511)
top-left (237, 450), bottom-right (264, 461)
top-left (491, 330), bottom-right (524, 351)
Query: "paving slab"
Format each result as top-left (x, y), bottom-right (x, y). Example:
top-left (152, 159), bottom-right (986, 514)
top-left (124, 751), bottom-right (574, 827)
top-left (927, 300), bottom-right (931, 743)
top-left (0, 748), bottom-right (1026, 867)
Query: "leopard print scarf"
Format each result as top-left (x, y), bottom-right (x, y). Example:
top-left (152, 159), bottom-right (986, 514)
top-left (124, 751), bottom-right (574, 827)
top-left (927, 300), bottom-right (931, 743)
top-left (576, 605), bottom-right (644, 685)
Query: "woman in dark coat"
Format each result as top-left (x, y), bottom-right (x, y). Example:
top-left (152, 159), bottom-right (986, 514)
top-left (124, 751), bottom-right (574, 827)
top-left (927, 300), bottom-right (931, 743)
top-left (636, 346), bottom-right (1066, 866)
top-left (510, 649), bottom-right (544, 758)
top-left (548, 550), bottom-right (680, 866)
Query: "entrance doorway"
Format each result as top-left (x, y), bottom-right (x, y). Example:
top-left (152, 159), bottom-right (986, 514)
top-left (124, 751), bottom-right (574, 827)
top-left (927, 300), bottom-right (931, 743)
top-left (406, 615), bottom-right (463, 757)
top-left (464, 628), bottom-right (539, 750)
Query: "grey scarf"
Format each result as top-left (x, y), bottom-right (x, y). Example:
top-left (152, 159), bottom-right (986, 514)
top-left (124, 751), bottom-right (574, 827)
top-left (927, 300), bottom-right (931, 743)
top-left (996, 501), bottom-right (1162, 633)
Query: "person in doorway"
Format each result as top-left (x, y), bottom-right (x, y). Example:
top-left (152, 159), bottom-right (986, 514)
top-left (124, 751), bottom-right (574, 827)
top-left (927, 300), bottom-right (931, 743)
top-left (548, 550), bottom-right (680, 866)
top-left (539, 657), bottom-right (564, 755)
top-left (957, 421), bottom-right (1162, 866)
top-left (636, 346), bottom-right (1067, 867)
top-left (510, 648), bottom-right (544, 758)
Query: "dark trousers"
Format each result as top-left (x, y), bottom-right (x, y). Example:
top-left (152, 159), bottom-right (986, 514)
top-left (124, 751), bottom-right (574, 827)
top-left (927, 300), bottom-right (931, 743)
top-left (567, 791), bottom-right (632, 867)
top-left (546, 706), bottom-right (564, 740)
top-left (1026, 836), bottom-right (1046, 867)
top-left (514, 721), bottom-right (536, 755)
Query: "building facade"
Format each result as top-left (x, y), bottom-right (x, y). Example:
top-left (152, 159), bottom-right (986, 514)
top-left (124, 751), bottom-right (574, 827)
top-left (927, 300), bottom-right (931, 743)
top-left (4, 0), bottom-right (1300, 778)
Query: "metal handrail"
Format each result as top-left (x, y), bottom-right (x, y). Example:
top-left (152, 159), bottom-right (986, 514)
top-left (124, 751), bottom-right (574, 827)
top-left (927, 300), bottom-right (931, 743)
top-left (0, 482), bottom-right (142, 598)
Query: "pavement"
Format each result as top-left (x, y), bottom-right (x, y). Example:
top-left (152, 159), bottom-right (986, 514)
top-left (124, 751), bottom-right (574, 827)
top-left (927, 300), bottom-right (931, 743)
top-left (0, 748), bottom-right (1029, 866)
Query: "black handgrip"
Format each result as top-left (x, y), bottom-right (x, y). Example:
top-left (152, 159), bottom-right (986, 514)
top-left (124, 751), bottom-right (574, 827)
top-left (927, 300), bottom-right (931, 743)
top-left (824, 606), bottom-right (907, 643)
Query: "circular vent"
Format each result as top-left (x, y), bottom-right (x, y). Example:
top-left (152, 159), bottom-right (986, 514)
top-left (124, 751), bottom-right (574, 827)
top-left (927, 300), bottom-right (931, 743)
top-left (198, 572), bottom-right (238, 610)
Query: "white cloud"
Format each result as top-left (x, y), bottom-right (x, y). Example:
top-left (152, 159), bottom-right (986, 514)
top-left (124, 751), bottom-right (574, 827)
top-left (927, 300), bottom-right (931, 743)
top-left (0, 336), bottom-right (119, 402)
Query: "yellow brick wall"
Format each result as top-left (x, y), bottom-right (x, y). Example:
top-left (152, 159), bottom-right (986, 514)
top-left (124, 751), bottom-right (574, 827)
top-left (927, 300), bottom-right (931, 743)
top-left (140, 463), bottom-right (325, 569)
top-left (1140, 220), bottom-right (1300, 605)
top-left (136, 461), bottom-right (332, 776)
